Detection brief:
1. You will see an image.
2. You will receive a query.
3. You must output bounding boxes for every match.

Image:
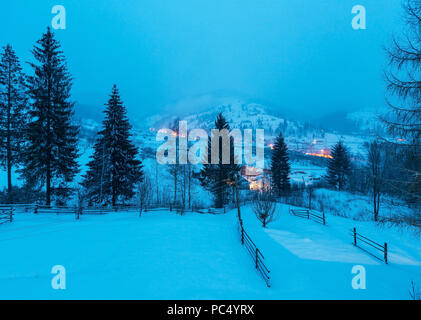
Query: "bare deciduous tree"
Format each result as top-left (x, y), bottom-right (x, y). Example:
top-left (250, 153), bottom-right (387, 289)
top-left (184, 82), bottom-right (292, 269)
top-left (252, 191), bottom-right (277, 227)
top-left (366, 141), bottom-right (387, 221)
top-left (138, 175), bottom-right (152, 216)
top-left (383, 0), bottom-right (421, 204)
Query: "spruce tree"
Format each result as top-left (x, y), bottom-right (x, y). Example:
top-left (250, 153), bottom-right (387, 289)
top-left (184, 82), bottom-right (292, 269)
top-left (82, 85), bottom-right (143, 206)
top-left (326, 141), bottom-right (351, 191)
top-left (199, 113), bottom-right (240, 208)
top-left (270, 132), bottom-right (290, 196)
top-left (22, 28), bottom-right (79, 205)
top-left (0, 44), bottom-right (28, 197)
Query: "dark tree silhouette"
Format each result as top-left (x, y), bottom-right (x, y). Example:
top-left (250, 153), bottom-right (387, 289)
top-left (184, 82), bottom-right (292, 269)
top-left (22, 28), bottom-right (79, 205)
top-left (82, 85), bottom-right (143, 206)
top-left (0, 44), bottom-right (28, 198)
top-left (199, 113), bottom-right (240, 208)
top-left (326, 141), bottom-right (351, 191)
top-left (270, 132), bottom-right (290, 196)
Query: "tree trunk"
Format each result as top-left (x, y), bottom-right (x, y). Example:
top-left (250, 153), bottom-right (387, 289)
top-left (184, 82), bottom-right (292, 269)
top-left (46, 71), bottom-right (52, 206)
top-left (6, 64), bottom-right (12, 195)
top-left (155, 163), bottom-right (159, 204)
top-left (173, 170), bottom-right (177, 205)
top-left (112, 190), bottom-right (117, 207)
top-left (182, 166), bottom-right (186, 209)
top-left (235, 177), bottom-right (242, 224)
top-left (46, 161), bottom-right (51, 205)
top-left (188, 165), bottom-right (191, 209)
top-left (6, 86), bottom-right (12, 195)
top-left (46, 110), bottom-right (51, 206)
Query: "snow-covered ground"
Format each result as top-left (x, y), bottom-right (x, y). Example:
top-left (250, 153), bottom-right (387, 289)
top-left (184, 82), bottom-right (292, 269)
top-left (0, 204), bottom-right (420, 299)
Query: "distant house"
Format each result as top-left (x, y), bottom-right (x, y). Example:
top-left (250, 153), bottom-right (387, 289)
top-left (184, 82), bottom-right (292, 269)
top-left (240, 166), bottom-right (271, 191)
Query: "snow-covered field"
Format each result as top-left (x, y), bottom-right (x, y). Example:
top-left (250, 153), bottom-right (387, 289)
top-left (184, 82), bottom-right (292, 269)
top-left (0, 204), bottom-right (420, 299)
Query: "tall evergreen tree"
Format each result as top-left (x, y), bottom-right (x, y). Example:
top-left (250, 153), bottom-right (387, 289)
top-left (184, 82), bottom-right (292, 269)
top-left (22, 28), bottom-right (79, 205)
top-left (82, 85), bottom-right (143, 206)
top-left (0, 44), bottom-right (28, 197)
top-left (326, 141), bottom-right (351, 191)
top-left (199, 113), bottom-right (240, 208)
top-left (270, 132), bottom-right (290, 196)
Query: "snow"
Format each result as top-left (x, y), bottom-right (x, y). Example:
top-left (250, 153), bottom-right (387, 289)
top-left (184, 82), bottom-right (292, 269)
top-left (313, 188), bottom-right (415, 220)
top-left (0, 204), bottom-right (420, 299)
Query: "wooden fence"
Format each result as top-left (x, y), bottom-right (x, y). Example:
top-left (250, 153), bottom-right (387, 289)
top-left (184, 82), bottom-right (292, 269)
top-left (0, 203), bottom-right (34, 212)
top-left (194, 207), bottom-right (225, 214)
top-left (289, 207), bottom-right (326, 225)
top-left (351, 227), bottom-right (388, 264)
top-left (238, 221), bottom-right (270, 287)
top-left (34, 205), bottom-right (78, 215)
top-left (0, 206), bottom-right (14, 224)
top-left (0, 202), bottom-right (230, 217)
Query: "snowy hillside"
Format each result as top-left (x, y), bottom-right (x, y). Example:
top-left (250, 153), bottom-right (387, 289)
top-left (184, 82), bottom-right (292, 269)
top-left (0, 98), bottom-right (374, 190)
top-left (49, 98), bottom-right (375, 190)
top-left (0, 205), bottom-right (419, 299)
top-left (346, 109), bottom-right (387, 135)
top-left (143, 97), bottom-right (308, 139)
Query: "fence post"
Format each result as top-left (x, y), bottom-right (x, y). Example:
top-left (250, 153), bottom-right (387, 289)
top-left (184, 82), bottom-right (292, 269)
top-left (353, 227), bottom-right (357, 246)
top-left (241, 225), bottom-right (244, 245)
top-left (10, 208), bottom-right (13, 222)
top-left (255, 248), bottom-right (259, 269)
top-left (322, 211), bottom-right (325, 225)
top-left (307, 210), bottom-right (310, 219)
top-left (384, 243), bottom-right (388, 264)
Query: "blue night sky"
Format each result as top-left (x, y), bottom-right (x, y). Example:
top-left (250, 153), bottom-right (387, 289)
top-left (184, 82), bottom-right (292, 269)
top-left (1, 0), bottom-right (404, 119)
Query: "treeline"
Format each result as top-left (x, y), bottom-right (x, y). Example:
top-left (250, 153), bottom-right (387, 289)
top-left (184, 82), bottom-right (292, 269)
top-left (323, 0), bottom-right (421, 221)
top-left (0, 27), bottom-right (143, 206)
top-left (278, 1), bottom-right (421, 224)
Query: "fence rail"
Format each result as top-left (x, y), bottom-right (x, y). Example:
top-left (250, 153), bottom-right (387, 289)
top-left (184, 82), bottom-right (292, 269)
top-left (289, 208), bottom-right (326, 225)
top-left (194, 207), bottom-right (225, 214)
top-left (34, 205), bottom-right (77, 214)
top-left (0, 207), bottom-right (14, 224)
top-left (351, 227), bottom-right (388, 264)
top-left (0, 203), bottom-right (35, 212)
top-left (0, 202), bottom-right (230, 217)
top-left (238, 221), bottom-right (270, 287)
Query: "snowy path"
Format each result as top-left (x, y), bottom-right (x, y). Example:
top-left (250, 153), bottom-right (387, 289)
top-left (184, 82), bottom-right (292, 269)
top-left (241, 204), bottom-right (421, 299)
top-left (0, 206), bottom-right (420, 299)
